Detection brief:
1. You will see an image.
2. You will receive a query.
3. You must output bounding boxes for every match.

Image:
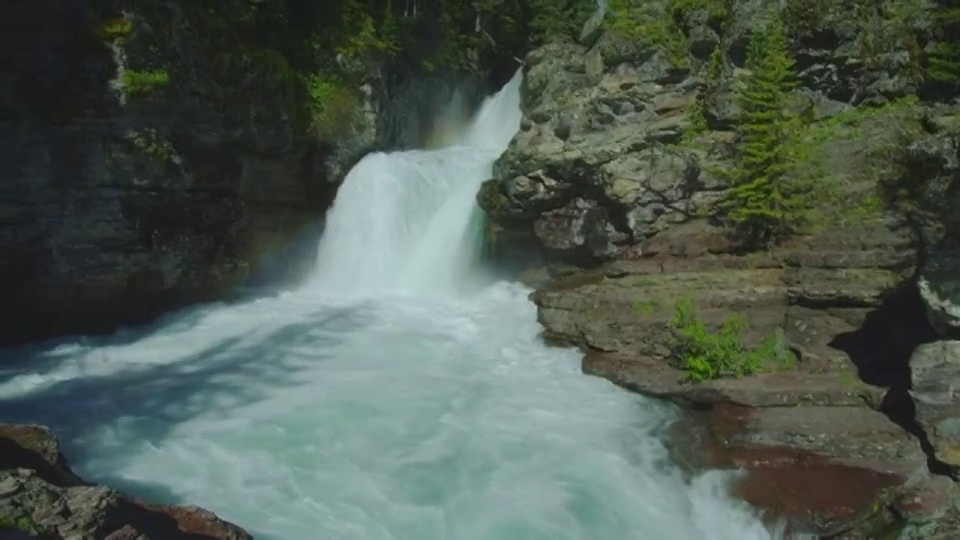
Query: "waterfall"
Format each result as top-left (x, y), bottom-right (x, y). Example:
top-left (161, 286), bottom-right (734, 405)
top-left (309, 69), bottom-right (522, 297)
top-left (0, 70), bottom-right (794, 540)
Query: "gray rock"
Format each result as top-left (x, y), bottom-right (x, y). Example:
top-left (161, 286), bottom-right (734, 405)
top-left (534, 198), bottom-right (627, 261)
top-left (2, 2), bottom-right (349, 345)
top-left (908, 131), bottom-right (960, 338)
top-left (909, 341), bottom-right (960, 469)
top-left (579, 7), bottom-right (606, 48)
top-left (0, 424), bottom-right (251, 539)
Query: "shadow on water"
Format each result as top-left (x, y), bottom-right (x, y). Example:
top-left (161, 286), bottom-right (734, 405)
top-left (0, 297), bottom-right (369, 504)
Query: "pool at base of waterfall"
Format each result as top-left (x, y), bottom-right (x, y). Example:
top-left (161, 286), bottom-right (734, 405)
top-left (0, 69), bottom-right (789, 540)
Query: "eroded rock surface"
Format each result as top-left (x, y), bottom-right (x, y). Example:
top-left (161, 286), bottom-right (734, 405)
top-left (1, 0), bottom-right (375, 345)
top-left (479, 1), bottom-right (960, 536)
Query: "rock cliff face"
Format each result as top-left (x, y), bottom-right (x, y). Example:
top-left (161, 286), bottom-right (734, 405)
top-left (1, 0), bottom-right (538, 347)
top-left (1, 0), bottom-right (357, 345)
top-left (479, 0), bottom-right (960, 536)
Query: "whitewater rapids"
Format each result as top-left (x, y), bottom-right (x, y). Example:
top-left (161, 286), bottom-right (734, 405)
top-left (0, 70), bottom-right (788, 539)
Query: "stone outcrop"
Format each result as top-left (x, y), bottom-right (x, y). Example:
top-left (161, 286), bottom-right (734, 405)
top-left (0, 424), bottom-right (250, 539)
top-left (535, 220), bottom-right (952, 537)
top-left (909, 114), bottom-right (960, 339)
top-left (479, 0), bottom-right (960, 536)
top-left (911, 342), bottom-right (960, 471)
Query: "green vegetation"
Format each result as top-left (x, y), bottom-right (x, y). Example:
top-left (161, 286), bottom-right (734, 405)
top-left (121, 69), bottom-right (169, 95)
top-left (526, 0), bottom-right (595, 44)
top-left (606, 0), bottom-right (687, 66)
top-left (303, 74), bottom-right (359, 139)
top-left (858, 0), bottom-right (925, 83)
top-left (670, 0), bottom-right (729, 23)
top-left (681, 101), bottom-right (708, 144)
top-left (713, 14), bottom-right (810, 246)
top-left (927, 0), bottom-right (960, 85)
top-left (605, 0), bottom-right (730, 66)
top-left (130, 128), bottom-right (176, 161)
top-left (633, 298), bottom-right (661, 316)
top-left (95, 16), bottom-right (134, 40)
top-left (118, 0), bottom-right (596, 139)
top-left (0, 514), bottom-right (39, 535)
top-left (783, 0), bottom-right (834, 35)
top-left (668, 297), bottom-right (792, 382)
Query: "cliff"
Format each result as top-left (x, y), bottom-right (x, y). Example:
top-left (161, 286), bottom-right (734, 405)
top-left (479, 0), bottom-right (960, 536)
top-left (1, 0), bottom-right (567, 346)
top-left (2, 1), bottom-right (352, 345)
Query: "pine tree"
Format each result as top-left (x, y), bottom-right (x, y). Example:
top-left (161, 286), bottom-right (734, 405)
top-left (716, 13), bottom-right (808, 246)
top-left (927, 0), bottom-right (960, 87)
top-left (526, 0), bottom-right (594, 45)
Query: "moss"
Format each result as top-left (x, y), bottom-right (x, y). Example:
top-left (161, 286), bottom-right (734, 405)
top-left (633, 298), bottom-right (661, 316)
top-left (783, 0), bottom-right (835, 36)
top-left (0, 514), bottom-right (40, 534)
top-left (606, 0), bottom-right (689, 67)
top-left (95, 16), bottom-right (134, 41)
top-left (795, 96), bottom-right (921, 228)
top-left (681, 101), bottom-right (707, 144)
top-left (670, 0), bottom-right (728, 23)
top-left (129, 128), bottom-right (175, 162)
top-left (121, 69), bottom-right (169, 96)
top-left (857, 0), bottom-right (926, 83)
top-left (302, 74), bottom-right (359, 139)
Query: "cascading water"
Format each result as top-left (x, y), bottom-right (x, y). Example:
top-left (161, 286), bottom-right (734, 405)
top-left (310, 70), bottom-right (522, 296)
top-left (0, 71), bottom-right (791, 540)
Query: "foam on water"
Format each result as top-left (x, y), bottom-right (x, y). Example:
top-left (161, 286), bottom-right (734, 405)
top-left (0, 69), bottom-right (792, 539)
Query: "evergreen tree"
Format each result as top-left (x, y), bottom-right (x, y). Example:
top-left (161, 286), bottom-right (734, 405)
top-left (716, 13), bottom-right (808, 246)
top-left (927, 0), bottom-right (960, 87)
top-left (526, 0), bottom-right (594, 45)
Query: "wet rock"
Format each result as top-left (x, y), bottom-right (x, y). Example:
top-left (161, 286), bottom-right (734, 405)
top-left (0, 424), bottom-right (250, 540)
top-left (663, 399), bottom-right (931, 537)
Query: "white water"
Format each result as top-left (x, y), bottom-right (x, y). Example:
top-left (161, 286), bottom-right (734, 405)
top-left (0, 71), bottom-right (786, 539)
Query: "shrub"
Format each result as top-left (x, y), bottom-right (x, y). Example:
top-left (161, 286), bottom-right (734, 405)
top-left (121, 69), bottom-right (169, 95)
top-left (667, 297), bottom-right (792, 382)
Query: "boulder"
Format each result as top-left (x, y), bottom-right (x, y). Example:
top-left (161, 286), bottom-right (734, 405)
top-left (0, 423), bottom-right (250, 540)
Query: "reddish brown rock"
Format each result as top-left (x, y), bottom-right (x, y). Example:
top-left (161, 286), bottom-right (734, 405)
top-left (0, 424), bottom-right (84, 487)
top-left (661, 403), bottom-right (930, 537)
top-left (528, 217), bottom-right (955, 536)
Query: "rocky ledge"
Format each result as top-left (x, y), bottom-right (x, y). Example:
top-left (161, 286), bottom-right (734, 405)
top-left (479, 1), bottom-right (960, 537)
top-left (532, 221), bottom-right (960, 538)
top-left (0, 424), bottom-right (250, 540)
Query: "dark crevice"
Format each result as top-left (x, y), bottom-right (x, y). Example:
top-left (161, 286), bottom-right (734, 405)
top-left (828, 261), bottom-right (954, 478)
top-left (828, 283), bottom-right (938, 389)
top-left (880, 388), bottom-right (956, 478)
